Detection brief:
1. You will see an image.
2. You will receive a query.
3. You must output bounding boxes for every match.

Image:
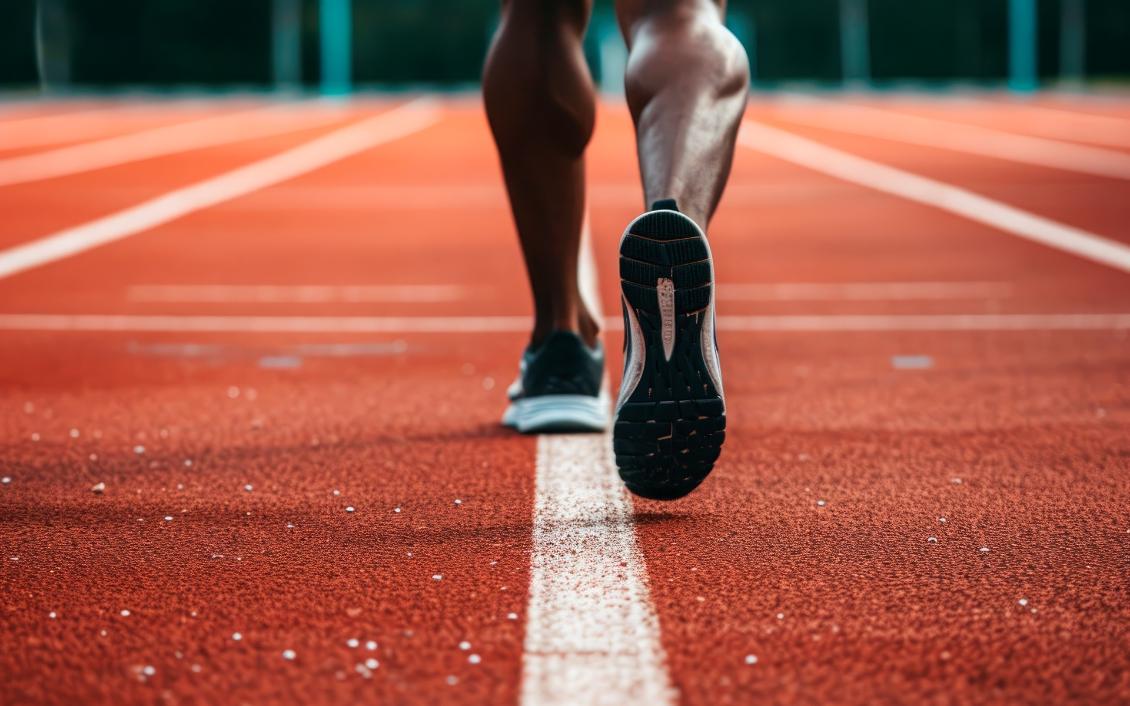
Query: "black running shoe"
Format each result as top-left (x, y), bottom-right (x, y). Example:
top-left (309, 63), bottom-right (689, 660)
top-left (502, 330), bottom-right (609, 433)
top-left (613, 199), bottom-right (726, 499)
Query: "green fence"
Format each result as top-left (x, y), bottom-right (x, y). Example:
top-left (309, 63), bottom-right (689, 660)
top-left (3, 0), bottom-right (1128, 92)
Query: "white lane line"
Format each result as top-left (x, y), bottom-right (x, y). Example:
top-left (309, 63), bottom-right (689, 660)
top-left (131, 281), bottom-right (1011, 304)
top-left (738, 119), bottom-right (1130, 274)
top-left (127, 284), bottom-right (468, 303)
top-left (0, 314), bottom-right (531, 333)
top-left (578, 214), bottom-right (604, 324)
top-left (978, 101), bottom-right (1130, 148)
top-left (0, 104), bottom-right (352, 187)
top-left (126, 340), bottom-right (407, 358)
top-left (0, 102), bottom-right (99, 120)
top-left (0, 103), bottom-right (219, 150)
top-left (717, 313), bottom-right (1130, 331)
top-left (720, 281), bottom-right (1012, 301)
top-left (521, 434), bottom-right (675, 706)
top-left (223, 181), bottom-right (850, 212)
top-left (1, 313), bottom-right (1127, 332)
top-left (0, 98), bottom-right (441, 281)
top-left (876, 97), bottom-right (1130, 149)
top-left (770, 96), bottom-right (1130, 179)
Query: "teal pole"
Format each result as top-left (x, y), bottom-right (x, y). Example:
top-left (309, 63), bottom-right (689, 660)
top-left (1008, 0), bottom-right (1038, 92)
top-left (1059, 0), bottom-right (1085, 84)
top-left (839, 0), bottom-right (870, 86)
top-left (320, 0), bottom-right (352, 96)
top-left (272, 0), bottom-right (302, 91)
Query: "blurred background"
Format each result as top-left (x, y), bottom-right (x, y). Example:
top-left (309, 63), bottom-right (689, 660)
top-left (2, 0), bottom-right (1128, 96)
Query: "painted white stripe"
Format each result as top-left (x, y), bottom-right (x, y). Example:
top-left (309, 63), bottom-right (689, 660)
top-left (226, 180), bottom-right (851, 212)
top-left (0, 104), bottom-right (351, 187)
top-left (0, 104), bottom-right (216, 150)
top-left (521, 434), bottom-right (675, 706)
top-left (0, 98), bottom-right (440, 281)
top-left (771, 96), bottom-right (1130, 179)
top-left (717, 313), bottom-right (1130, 331)
top-left (0, 312), bottom-right (1127, 333)
top-left (978, 101), bottom-right (1130, 148)
top-left (738, 119), bottom-right (1130, 274)
top-left (578, 213), bottom-right (604, 323)
top-left (720, 281), bottom-right (1012, 301)
top-left (127, 283), bottom-right (467, 303)
top-left (0, 314), bottom-right (529, 333)
top-left (127, 340), bottom-right (407, 358)
top-left (0, 102), bottom-right (94, 120)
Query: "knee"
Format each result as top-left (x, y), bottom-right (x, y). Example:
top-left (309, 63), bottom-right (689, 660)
top-left (621, 1), bottom-right (749, 106)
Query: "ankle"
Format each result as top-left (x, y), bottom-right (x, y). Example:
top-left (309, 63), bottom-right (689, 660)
top-left (531, 309), bottom-right (601, 349)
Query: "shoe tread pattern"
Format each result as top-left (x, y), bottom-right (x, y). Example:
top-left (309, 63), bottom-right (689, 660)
top-left (615, 211), bottom-right (726, 500)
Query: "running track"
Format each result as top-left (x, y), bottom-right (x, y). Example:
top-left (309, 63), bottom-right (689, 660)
top-left (0, 94), bottom-right (1128, 705)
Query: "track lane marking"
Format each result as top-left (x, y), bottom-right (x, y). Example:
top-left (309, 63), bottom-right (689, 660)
top-left (521, 434), bottom-right (675, 706)
top-left (738, 119), bottom-right (1130, 274)
top-left (976, 101), bottom-right (1130, 149)
top-left (130, 281), bottom-right (1012, 304)
top-left (0, 104), bottom-right (354, 187)
top-left (0, 103), bottom-right (240, 151)
top-left (972, 100), bottom-right (1130, 147)
top-left (127, 284), bottom-right (468, 303)
top-left (870, 96), bottom-right (1130, 148)
top-left (0, 313), bottom-right (1127, 332)
top-left (770, 96), bottom-right (1130, 179)
top-left (719, 281), bottom-right (1012, 301)
top-left (0, 98), bottom-right (441, 281)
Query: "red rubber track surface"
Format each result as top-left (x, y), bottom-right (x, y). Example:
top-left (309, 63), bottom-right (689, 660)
top-left (0, 95), bottom-right (1128, 705)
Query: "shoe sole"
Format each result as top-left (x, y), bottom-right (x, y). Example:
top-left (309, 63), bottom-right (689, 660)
top-left (503, 393), bottom-right (610, 434)
top-left (614, 209), bottom-right (726, 500)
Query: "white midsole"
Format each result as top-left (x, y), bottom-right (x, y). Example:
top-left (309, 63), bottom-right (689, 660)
top-left (503, 392), bottom-right (610, 433)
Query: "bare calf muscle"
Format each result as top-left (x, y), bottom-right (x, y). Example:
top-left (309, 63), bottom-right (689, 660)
top-left (483, 0), bottom-right (600, 349)
top-left (618, 0), bottom-right (750, 226)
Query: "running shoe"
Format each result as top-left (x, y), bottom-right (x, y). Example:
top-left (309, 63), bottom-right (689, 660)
top-left (502, 330), bottom-right (609, 433)
top-left (613, 199), bottom-right (726, 499)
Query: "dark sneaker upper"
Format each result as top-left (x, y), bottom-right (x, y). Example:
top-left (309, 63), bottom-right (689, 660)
top-left (502, 330), bottom-right (609, 434)
top-left (509, 330), bottom-right (604, 402)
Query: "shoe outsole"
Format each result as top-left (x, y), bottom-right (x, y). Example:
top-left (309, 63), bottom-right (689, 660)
top-left (614, 210), bottom-right (726, 500)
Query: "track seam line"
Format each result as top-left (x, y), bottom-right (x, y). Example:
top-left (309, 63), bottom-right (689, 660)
top-left (738, 119), bottom-right (1130, 274)
top-left (0, 97), bottom-right (441, 281)
top-left (0, 104), bottom-right (354, 187)
top-left (521, 434), bottom-right (675, 706)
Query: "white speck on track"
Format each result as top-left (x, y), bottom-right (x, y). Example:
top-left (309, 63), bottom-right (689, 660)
top-left (520, 434), bottom-right (675, 706)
